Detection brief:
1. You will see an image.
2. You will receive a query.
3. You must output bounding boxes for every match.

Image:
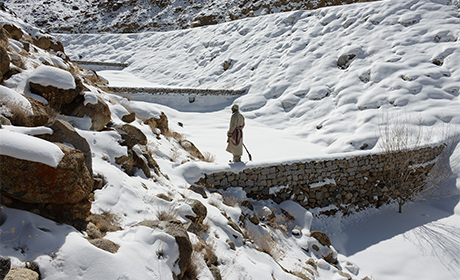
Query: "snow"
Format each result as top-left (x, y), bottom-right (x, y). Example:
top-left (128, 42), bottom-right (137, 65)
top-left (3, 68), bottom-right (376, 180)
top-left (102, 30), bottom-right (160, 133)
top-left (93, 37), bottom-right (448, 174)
top-left (0, 85), bottom-right (33, 116)
top-left (1, 0), bottom-right (460, 279)
top-left (28, 65), bottom-right (76, 90)
top-left (310, 178), bottom-right (336, 189)
top-left (58, 0), bottom-right (460, 155)
top-left (0, 129), bottom-right (64, 168)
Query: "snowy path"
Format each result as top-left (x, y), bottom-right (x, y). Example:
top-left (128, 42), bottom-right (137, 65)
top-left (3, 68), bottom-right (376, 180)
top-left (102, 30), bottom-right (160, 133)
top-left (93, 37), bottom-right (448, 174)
top-left (99, 70), bottom-right (327, 164)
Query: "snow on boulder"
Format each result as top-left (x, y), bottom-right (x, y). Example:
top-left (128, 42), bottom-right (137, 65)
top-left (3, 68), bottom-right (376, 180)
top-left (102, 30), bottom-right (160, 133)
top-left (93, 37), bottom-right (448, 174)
top-left (0, 85), bottom-right (33, 116)
top-left (0, 129), bottom-right (63, 167)
top-left (28, 65), bottom-right (82, 111)
top-left (0, 132), bottom-right (93, 205)
top-left (28, 65), bottom-right (75, 90)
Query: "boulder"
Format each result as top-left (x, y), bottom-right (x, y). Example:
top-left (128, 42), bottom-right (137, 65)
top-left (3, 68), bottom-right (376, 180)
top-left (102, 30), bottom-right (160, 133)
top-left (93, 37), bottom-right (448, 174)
top-left (310, 231), bottom-right (331, 247)
top-left (66, 95), bottom-right (111, 131)
top-left (116, 123), bottom-right (147, 148)
top-left (28, 67), bottom-right (80, 111)
top-left (323, 251), bottom-right (338, 265)
top-left (121, 105), bottom-right (136, 123)
top-left (115, 144), bottom-right (160, 178)
top-left (26, 97), bottom-right (50, 126)
top-left (5, 267), bottom-right (39, 280)
top-left (32, 35), bottom-right (64, 53)
top-left (337, 53), bottom-right (356, 70)
top-left (89, 238), bottom-right (120, 254)
top-left (209, 265), bottom-right (222, 280)
top-left (0, 96), bottom-right (49, 128)
top-left (188, 185), bottom-right (208, 198)
top-left (0, 27), bottom-right (8, 48)
top-left (2, 24), bottom-right (22, 41)
top-left (186, 199), bottom-right (207, 224)
top-left (39, 119), bottom-right (93, 176)
top-left (0, 142), bottom-right (93, 204)
top-left (116, 148), bottom-right (151, 178)
top-left (179, 139), bottom-right (204, 160)
top-left (144, 112), bottom-right (169, 137)
top-left (185, 199), bottom-right (209, 234)
top-left (0, 195), bottom-right (91, 230)
top-left (0, 257), bottom-right (11, 279)
top-left (0, 46), bottom-right (9, 81)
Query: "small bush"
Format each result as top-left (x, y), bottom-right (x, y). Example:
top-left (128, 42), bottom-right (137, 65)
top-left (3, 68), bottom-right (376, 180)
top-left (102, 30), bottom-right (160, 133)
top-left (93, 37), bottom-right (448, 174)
top-left (156, 204), bottom-right (179, 221)
top-left (86, 211), bottom-right (122, 235)
top-left (203, 151), bottom-right (216, 163)
top-left (244, 225), bottom-right (284, 260)
top-left (379, 112), bottom-right (459, 213)
top-left (222, 193), bottom-right (239, 207)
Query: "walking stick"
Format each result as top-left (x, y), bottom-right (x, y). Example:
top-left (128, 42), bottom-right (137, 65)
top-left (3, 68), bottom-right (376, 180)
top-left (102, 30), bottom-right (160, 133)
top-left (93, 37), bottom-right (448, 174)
top-left (243, 143), bottom-right (252, 161)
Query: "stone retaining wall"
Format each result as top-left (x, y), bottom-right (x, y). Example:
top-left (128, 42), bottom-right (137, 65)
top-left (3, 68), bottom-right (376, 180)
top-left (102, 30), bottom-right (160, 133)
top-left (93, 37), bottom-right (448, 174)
top-left (197, 146), bottom-right (445, 214)
top-left (106, 86), bottom-right (246, 96)
top-left (73, 60), bottom-right (129, 68)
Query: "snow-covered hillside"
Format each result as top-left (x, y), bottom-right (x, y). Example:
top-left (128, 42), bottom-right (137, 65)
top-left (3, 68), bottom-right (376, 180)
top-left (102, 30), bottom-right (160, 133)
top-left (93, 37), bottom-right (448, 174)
top-left (1, 0), bottom-right (460, 279)
top-left (3, 0), bottom-right (380, 33)
top-left (60, 0), bottom-right (460, 154)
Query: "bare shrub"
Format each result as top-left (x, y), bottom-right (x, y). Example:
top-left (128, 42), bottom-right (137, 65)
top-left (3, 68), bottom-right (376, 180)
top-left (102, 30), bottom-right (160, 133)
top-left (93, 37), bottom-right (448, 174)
top-left (156, 204), bottom-right (179, 221)
top-left (0, 97), bottom-right (32, 126)
top-left (222, 193), bottom-right (239, 207)
top-left (379, 112), bottom-right (459, 213)
top-left (170, 147), bottom-right (181, 162)
top-left (193, 237), bottom-right (218, 267)
top-left (0, 219), bottom-right (38, 254)
top-left (181, 251), bottom-right (202, 280)
top-left (244, 225), bottom-right (284, 260)
top-left (203, 151), bottom-right (216, 163)
top-left (86, 211), bottom-right (122, 236)
top-left (267, 209), bottom-right (294, 234)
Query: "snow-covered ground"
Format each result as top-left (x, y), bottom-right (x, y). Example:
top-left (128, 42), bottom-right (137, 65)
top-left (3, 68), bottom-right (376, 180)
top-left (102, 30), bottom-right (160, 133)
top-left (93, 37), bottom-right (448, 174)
top-left (1, 0), bottom-right (460, 279)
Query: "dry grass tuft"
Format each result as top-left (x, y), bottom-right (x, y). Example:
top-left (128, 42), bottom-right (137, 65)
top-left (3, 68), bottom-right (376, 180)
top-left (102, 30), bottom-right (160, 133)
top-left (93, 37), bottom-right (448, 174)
top-left (1, 97), bottom-right (32, 126)
top-left (222, 193), bottom-right (239, 207)
top-left (156, 204), bottom-right (179, 221)
top-left (86, 211), bottom-right (122, 236)
top-left (202, 151), bottom-right (216, 163)
top-left (267, 209), bottom-right (295, 234)
top-left (245, 226), bottom-right (284, 260)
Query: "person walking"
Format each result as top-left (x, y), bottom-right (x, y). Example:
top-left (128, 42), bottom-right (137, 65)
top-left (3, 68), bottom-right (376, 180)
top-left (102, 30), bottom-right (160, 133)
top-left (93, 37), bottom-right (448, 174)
top-left (226, 104), bottom-right (245, 162)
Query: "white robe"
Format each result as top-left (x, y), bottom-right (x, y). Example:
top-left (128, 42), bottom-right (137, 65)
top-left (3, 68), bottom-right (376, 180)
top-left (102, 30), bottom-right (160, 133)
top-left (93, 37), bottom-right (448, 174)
top-left (226, 111), bottom-right (245, 157)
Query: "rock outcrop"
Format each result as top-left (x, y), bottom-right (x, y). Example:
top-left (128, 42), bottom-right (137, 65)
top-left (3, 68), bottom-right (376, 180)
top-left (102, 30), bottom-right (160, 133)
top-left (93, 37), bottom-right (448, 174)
top-left (28, 65), bottom-right (80, 111)
top-left (89, 238), bottom-right (120, 254)
top-left (65, 95), bottom-right (111, 131)
top-left (0, 142), bottom-right (93, 228)
top-left (0, 142), bottom-right (92, 204)
top-left (39, 119), bottom-right (93, 176)
top-left (4, 267), bottom-right (39, 280)
top-left (28, 66), bottom-right (111, 131)
top-left (0, 27), bottom-right (10, 82)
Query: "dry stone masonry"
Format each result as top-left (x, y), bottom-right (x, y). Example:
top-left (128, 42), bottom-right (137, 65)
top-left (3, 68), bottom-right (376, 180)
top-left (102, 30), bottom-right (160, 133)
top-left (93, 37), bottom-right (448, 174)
top-left (106, 86), bottom-right (246, 96)
top-left (198, 146), bottom-right (445, 214)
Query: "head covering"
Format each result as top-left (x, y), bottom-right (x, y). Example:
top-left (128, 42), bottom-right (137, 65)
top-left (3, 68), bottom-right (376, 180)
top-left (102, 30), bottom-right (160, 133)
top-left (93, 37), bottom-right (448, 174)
top-left (231, 104), bottom-right (239, 112)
